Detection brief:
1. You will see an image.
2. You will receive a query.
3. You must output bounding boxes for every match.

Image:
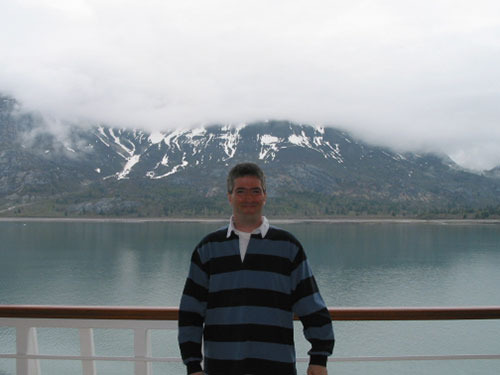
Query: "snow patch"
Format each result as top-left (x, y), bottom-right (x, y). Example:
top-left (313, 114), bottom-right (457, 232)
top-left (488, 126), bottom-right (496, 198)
top-left (187, 127), bottom-right (206, 138)
top-left (160, 154), bottom-right (169, 166)
top-left (258, 134), bottom-right (282, 160)
top-left (95, 129), bottom-right (110, 147)
top-left (98, 126), bottom-right (107, 138)
top-left (148, 154), bottom-right (189, 179)
top-left (109, 128), bottom-right (135, 156)
top-left (149, 132), bottom-right (165, 144)
top-left (288, 131), bottom-right (312, 148)
top-left (219, 127), bottom-right (240, 160)
top-left (396, 153), bottom-right (407, 161)
top-left (163, 129), bottom-right (188, 150)
top-left (117, 154), bottom-right (140, 180)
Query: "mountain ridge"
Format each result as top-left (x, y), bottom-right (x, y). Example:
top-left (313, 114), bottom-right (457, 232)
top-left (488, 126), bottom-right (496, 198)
top-left (1, 94), bottom-right (500, 218)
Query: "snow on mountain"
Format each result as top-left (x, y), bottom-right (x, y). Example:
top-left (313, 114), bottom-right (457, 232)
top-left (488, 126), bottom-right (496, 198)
top-left (87, 122), bottom-right (349, 181)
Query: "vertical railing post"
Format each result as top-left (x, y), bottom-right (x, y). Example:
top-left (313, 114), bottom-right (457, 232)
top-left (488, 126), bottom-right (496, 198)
top-left (16, 326), bottom-right (41, 375)
top-left (134, 328), bottom-right (151, 375)
top-left (79, 328), bottom-right (97, 375)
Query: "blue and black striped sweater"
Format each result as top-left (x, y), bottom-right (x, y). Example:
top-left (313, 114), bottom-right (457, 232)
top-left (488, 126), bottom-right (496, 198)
top-left (178, 225), bottom-right (334, 375)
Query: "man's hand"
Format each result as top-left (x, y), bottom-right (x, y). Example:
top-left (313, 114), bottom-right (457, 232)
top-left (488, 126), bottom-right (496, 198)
top-left (307, 364), bottom-right (328, 375)
top-left (190, 372), bottom-right (203, 375)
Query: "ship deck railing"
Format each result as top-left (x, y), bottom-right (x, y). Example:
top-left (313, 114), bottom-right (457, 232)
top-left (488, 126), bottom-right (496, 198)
top-left (1, 305), bottom-right (500, 375)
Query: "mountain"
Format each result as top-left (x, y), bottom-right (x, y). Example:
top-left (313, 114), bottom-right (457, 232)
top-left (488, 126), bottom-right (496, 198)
top-left (1, 94), bottom-right (500, 218)
top-left (484, 166), bottom-right (500, 180)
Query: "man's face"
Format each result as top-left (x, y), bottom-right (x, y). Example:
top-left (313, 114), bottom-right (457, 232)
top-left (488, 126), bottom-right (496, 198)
top-left (228, 176), bottom-right (267, 218)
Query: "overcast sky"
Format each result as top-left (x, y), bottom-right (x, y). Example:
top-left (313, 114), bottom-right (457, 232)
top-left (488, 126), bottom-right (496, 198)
top-left (1, 0), bottom-right (500, 170)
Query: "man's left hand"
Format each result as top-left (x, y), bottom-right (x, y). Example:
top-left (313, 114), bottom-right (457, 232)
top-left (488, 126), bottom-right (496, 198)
top-left (307, 364), bottom-right (327, 375)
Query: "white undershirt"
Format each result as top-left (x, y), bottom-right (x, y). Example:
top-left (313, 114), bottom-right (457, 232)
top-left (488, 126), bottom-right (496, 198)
top-left (234, 230), bottom-right (252, 261)
top-left (227, 216), bottom-right (269, 261)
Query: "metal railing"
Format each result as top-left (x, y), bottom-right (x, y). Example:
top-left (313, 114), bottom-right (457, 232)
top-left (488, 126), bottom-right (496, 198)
top-left (1, 305), bottom-right (500, 375)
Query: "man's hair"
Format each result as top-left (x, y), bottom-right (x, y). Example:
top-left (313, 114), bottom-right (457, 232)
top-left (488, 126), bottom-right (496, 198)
top-left (227, 162), bottom-right (266, 193)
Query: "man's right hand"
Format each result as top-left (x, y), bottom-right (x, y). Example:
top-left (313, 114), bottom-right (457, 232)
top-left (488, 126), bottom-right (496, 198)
top-left (307, 364), bottom-right (328, 375)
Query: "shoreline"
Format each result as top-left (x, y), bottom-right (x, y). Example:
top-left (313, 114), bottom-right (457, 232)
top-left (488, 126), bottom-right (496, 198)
top-left (1, 217), bottom-right (499, 225)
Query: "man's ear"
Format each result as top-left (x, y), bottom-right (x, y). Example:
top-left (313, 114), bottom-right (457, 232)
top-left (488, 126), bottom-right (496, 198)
top-left (228, 193), bottom-right (233, 204)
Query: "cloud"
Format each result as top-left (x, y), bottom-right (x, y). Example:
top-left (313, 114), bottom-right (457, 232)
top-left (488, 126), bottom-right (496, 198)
top-left (1, 0), bottom-right (500, 170)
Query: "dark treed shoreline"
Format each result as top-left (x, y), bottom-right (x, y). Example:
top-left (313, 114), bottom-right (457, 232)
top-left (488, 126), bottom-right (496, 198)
top-left (1, 217), bottom-right (499, 225)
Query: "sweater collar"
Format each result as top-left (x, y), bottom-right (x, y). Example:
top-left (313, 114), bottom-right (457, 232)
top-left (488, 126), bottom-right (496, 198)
top-left (227, 216), bottom-right (269, 238)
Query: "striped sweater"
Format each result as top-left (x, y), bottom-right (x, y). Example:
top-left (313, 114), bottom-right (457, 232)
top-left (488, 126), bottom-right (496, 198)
top-left (178, 225), bottom-right (334, 375)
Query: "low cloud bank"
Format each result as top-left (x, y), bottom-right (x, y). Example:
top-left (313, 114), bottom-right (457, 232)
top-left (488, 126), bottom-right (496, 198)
top-left (1, 0), bottom-right (500, 170)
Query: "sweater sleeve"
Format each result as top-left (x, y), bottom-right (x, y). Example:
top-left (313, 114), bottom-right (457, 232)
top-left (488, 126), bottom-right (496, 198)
top-left (178, 247), bottom-right (209, 374)
top-left (291, 246), bottom-right (334, 367)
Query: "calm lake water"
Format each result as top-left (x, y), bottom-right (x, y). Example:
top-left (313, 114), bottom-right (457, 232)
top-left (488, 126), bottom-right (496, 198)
top-left (1, 220), bottom-right (500, 374)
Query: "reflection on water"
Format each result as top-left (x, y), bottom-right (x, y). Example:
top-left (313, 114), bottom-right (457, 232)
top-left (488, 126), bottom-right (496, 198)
top-left (280, 222), bottom-right (500, 307)
top-left (0, 221), bottom-right (221, 306)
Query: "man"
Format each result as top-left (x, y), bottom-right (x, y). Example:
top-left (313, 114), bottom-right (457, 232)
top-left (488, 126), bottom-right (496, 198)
top-left (178, 162), bottom-right (334, 375)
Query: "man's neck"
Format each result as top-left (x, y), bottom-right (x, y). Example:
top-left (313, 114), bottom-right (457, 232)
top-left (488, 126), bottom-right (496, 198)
top-left (233, 215), bottom-right (263, 233)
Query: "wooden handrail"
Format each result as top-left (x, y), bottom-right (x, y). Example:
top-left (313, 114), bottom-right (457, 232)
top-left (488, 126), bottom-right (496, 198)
top-left (0, 305), bottom-right (179, 320)
top-left (330, 306), bottom-right (500, 321)
top-left (1, 305), bottom-right (500, 321)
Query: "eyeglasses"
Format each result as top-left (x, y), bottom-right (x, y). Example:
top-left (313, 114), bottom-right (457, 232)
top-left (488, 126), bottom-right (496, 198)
top-left (232, 188), bottom-right (265, 196)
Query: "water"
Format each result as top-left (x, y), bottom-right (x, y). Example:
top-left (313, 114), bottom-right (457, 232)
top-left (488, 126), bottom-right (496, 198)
top-left (1, 220), bottom-right (500, 374)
